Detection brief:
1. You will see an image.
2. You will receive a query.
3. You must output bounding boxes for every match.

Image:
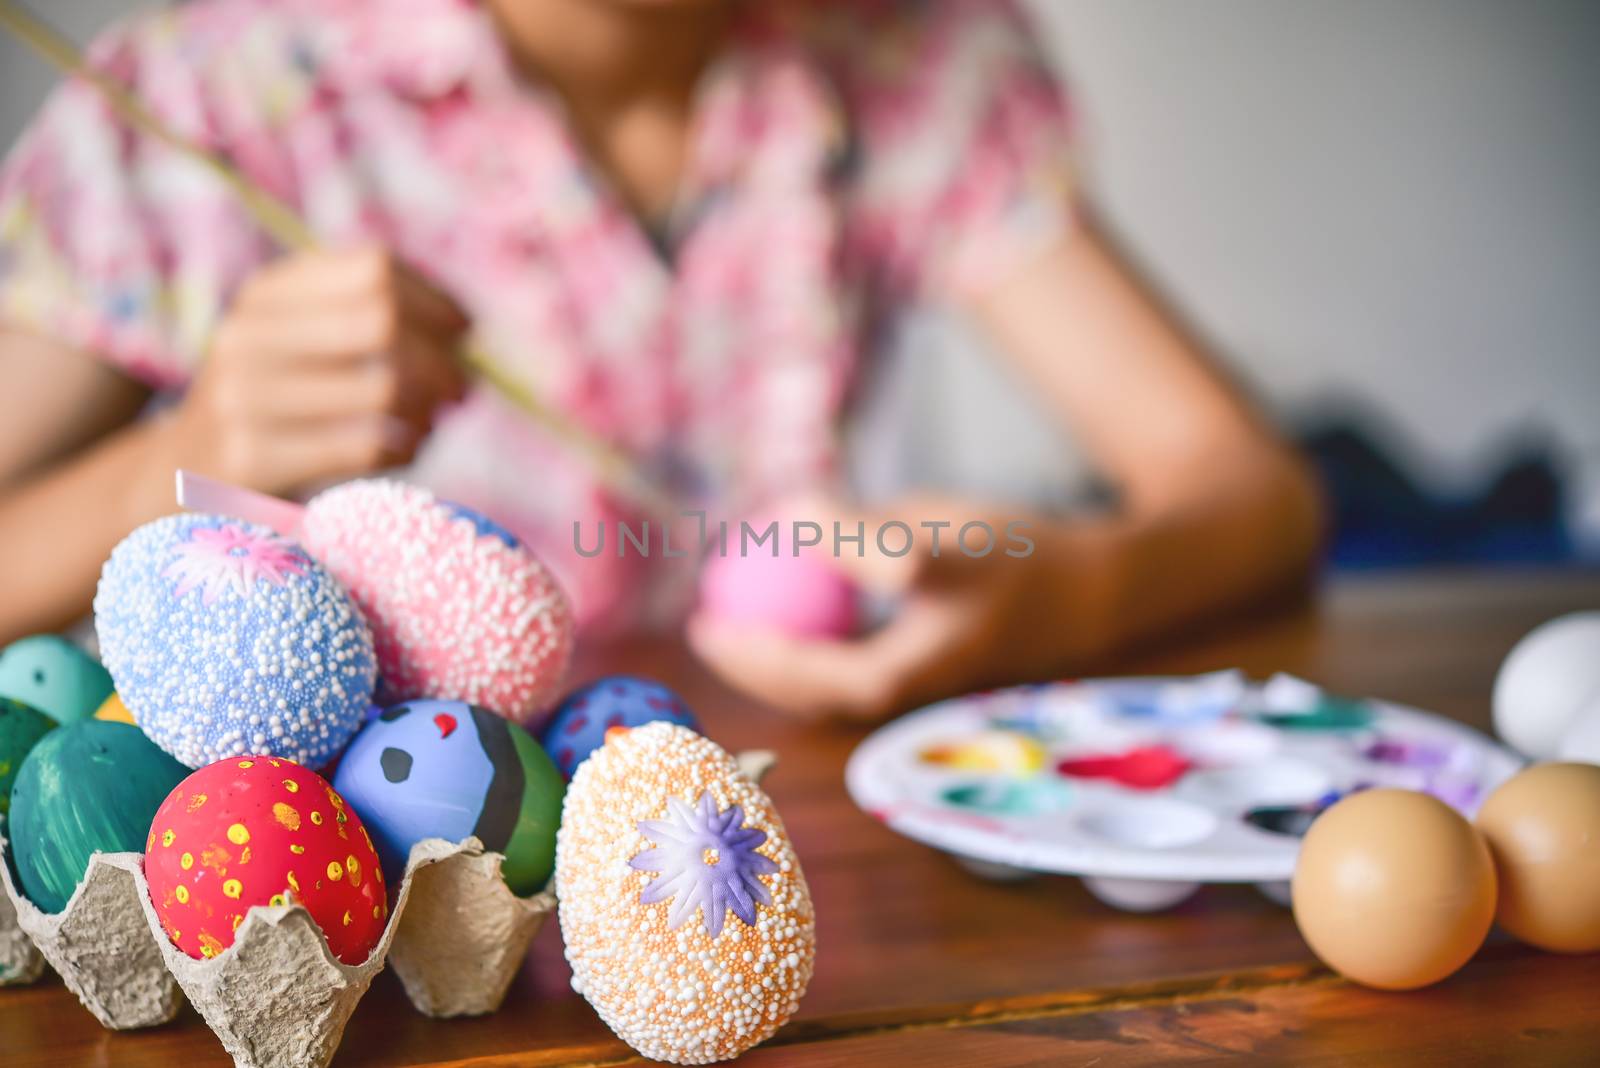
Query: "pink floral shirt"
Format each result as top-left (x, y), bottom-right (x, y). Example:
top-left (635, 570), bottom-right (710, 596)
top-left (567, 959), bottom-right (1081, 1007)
top-left (0, 0), bottom-right (1074, 631)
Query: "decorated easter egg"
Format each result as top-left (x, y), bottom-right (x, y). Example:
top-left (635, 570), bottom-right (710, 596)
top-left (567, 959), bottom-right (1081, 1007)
top-left (0, 698), bottom-right (54, 818)
top-left (0, 634), bottom-right (114, 724)
top-left (557, 722), bottom-right (814, 1064)
top-left (1292, 789), bottom-right (1496, 990)
top-left (332, 699), bottom-right (565, 894)
top-left (94, 692), bottom-right (134, 724)
top-left (541, 676), bottom-right (698, 779)
top-left (144, 756), bottom-right (387, 964)
top-left (94, 513), bottom-right (376, 768)
top-left (1475, 762), bottom-right (1600, 953)
top-left (1493, 611), bottom-right (1600, 759)
top-left (298, 480), bottom-right (574, 722)
top-left (698, 529), bottom-right (860, 640)
top-left (8, 721), bottom-right (188, 912)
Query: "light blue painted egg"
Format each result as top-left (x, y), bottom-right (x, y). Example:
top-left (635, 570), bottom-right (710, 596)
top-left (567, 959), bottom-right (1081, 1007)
top-left (94, 513), bottom-right (376, 768)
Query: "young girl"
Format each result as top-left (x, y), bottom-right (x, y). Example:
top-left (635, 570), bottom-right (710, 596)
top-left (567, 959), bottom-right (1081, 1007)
top-left (0, 0), bottom-right (1321, 719)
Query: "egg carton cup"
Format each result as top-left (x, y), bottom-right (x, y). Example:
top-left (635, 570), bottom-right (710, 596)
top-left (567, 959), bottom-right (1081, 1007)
top-left (0, 861), bottom-right (46, 986)
top-left (386, 836), bottom-right (556, 1017)
top-left (123, 836), bottom-right (487, 1068)
top-left (387, 748), bottom-right (779, 1019)
top-left (0, 840), bottom-right (183, 1027)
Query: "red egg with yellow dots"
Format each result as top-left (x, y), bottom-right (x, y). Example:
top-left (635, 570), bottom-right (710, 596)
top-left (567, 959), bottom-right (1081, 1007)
top-left (143, 756), bottom-right (388, 965)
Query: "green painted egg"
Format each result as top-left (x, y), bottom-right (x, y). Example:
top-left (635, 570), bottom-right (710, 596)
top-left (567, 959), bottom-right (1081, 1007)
top-left (0, 698), bottom-right (55, 820)
top-left (8, 720), bottom-right (188, 912)
top-left (0, 635), bottom-right (114, 725)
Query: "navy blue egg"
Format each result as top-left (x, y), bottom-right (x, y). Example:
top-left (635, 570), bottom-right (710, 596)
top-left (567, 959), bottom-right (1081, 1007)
top-left (540, 676), bottom-right (698, 779)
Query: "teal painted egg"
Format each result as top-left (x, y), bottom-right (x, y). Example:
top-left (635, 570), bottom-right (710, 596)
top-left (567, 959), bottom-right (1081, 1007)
top-left (0, 635), bottom-right (113, 725)
top-left (0, 698), bottom-right (55, 819)
top-left (8, 720), bottom-right (188, 912)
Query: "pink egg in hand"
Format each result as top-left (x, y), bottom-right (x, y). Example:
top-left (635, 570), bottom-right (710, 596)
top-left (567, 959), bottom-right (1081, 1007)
top-left (698, 543), bottom-right (861, 640)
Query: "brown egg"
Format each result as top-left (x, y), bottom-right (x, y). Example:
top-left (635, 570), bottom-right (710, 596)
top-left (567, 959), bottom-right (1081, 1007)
top-left (1292, 789), bottom-right (1496, 990)
top-left (1475, 762), bottom-right (1600, 953)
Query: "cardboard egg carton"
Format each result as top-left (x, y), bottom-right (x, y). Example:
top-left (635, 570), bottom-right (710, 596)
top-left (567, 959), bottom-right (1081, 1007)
top-left (125, 835), bottom-right (488, 1068)
top-left (0, 859), bottom-right (46, 986)
top-left (0, 749), bottom-right (781, 1064)
top-left (386, 837), bottom-right (555, 1017)
top-left (0, 840), bottom-right (182, 1027)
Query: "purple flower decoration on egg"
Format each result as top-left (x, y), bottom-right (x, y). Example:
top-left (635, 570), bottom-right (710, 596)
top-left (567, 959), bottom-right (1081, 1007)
top-left (630, 791), bottom-right (778, 937)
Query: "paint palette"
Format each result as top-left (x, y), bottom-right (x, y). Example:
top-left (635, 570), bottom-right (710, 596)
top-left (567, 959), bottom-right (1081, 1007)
top-left (845, 672), bottom-right (1523, 911)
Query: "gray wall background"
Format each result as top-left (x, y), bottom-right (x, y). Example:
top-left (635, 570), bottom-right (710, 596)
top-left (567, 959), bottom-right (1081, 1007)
top-left (4, 1), bottom-right (1599, 545)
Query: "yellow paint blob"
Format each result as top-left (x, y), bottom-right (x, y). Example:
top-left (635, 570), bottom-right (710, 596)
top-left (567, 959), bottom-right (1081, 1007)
top-left (94, 693), bottom-right (134, 724)
top-left (272, 802), bottom-right (301, 831)
top-left (226, 823), bottom-right (250, 845)
top-left (222, 879), bottom-right (242, 899)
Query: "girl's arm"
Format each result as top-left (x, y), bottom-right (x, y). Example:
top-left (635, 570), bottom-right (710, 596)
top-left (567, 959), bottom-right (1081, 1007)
top-left (0, 328), bottom-right (175, 638)
top-left (690, 224), bottom-right (1324, 719)
top-left (0, 248), bottom-right (468, 644)
top-left (968, 221), bottom-right (1324, 651)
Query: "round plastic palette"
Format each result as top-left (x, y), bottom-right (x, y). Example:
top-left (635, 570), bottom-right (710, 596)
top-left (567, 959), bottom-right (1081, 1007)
top-left (845, 672), bottom-right (1523, 910)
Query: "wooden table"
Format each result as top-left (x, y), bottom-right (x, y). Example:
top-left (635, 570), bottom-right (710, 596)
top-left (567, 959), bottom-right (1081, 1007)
top-left (5, 571), bottom-right (1600, 1066)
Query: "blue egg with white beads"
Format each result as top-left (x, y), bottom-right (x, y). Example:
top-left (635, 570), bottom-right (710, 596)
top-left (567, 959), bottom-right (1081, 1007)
top-left (540, 675), bottom-right (698, 779)
top-left (94, 513), bottom-right (376, 769)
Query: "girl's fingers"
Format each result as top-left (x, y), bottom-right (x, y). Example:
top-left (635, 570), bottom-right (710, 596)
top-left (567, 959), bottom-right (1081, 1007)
top-left (213, 300), bottom-right (404, 365)
top-left (395, 266), bottom-right (471, 337)
top-left (687, 598), bottom-right (971, 720)
top-left (237, 248), bottom-right (466, 332)
top-left (394, 323), bottom-right (469, 406)
top-left (251, 415), bottom-right (419, 488)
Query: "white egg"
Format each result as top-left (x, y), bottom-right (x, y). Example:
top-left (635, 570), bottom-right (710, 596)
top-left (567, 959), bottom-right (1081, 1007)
top-left (1556, 694), bottom-right (1600, 765)
top-left (1492, 612), bottom-right (1600, 759)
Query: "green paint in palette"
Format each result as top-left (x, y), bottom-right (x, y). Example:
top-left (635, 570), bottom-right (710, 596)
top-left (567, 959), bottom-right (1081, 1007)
top-left (7, 720), bottom-right (187, 913)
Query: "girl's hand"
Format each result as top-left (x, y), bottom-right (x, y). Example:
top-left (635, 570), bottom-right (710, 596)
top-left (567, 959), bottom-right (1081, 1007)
top-left (167, 247), bottom-right (469, 496)
top-left (687, 496), bottom-right (1102, 721)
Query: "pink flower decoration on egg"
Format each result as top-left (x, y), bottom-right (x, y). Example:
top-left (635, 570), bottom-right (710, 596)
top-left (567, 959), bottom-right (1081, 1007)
top-left (164, 523), bottom-right (309, 604)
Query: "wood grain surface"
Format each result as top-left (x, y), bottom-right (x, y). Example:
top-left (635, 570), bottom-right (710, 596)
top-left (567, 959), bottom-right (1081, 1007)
top-left (4, 571), bottom-right (1597, 1067)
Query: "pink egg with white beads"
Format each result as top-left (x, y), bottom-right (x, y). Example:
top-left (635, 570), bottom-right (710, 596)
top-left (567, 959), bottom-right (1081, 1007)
top-left (299, 480), bottom-right (573, 722)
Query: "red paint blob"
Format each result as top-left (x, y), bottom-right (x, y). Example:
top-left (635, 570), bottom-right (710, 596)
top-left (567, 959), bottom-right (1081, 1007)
top-left (433, 712), bottom-right (458, 738)
top-left (1056, 745), bottom-right (1193, 790)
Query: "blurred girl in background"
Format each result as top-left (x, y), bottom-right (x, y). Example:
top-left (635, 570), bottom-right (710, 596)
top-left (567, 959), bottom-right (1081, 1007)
top-left (0, 0), bottom-right (1320, 718)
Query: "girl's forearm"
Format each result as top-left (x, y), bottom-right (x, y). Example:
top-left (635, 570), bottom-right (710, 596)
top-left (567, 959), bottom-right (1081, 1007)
top-left (0, 415), bottom-right (186, 642)
top-left (1041, 444), bottom-right (1324, 665)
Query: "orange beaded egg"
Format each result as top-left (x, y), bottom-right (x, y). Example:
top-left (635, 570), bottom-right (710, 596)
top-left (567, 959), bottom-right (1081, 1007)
top-left (144, 756), bottom-right (388, 965)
